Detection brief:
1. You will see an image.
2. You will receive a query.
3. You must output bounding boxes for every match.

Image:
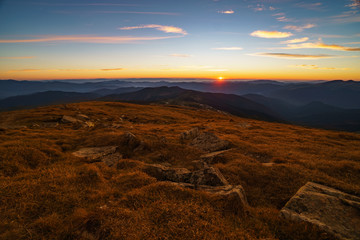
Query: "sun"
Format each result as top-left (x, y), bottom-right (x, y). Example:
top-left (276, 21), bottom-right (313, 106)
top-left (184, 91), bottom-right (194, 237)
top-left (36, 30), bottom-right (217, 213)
top-left (218, 76), bottom-right (224, 81)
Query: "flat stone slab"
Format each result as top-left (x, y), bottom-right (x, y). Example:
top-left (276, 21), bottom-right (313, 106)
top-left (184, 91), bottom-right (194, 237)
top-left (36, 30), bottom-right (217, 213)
top-left (280, 182), bottom-right (360, 240)
top-left (73, 146), bottom-right (121, 166)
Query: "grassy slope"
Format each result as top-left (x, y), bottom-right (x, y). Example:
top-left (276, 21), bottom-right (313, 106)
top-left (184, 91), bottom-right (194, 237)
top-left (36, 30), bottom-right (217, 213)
top-left (1, 101), bottom-right (359, 240)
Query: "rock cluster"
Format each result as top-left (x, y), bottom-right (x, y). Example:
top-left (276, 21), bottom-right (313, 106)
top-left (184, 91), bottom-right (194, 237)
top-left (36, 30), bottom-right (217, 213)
top-left (280, 182), bottom-right (360, 240)
top-left (180, 127), bottom-right (232, 152)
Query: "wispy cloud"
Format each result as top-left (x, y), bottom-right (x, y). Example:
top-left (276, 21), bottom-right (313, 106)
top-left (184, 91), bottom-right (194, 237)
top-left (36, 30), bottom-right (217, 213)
top-left (346, 0), bottom-right (360, 9)
top-left (119, 24), bottom-right (187, 35)
top-left (218, 10), bottom-right (234, 14)
top-left (283, 24), bottom-right (316, 32)
top-left (212, 47), bottom-right (243, 50)
top-left (100, 68), bottom-right (124, 71)
top-left (290, 64), bottom-right (350, 70)
top-left (285, 41), bottom-right (360, 51)
top-left (295, 2), bottom-right (323, 10)
top-left (252, 53), bottom-right (337, 59)
top-left (272, 13), bottom-right (295, 22)
top-left (0, 56), bottom-right (35, 59)
top-left (251, 30), bottom-right (293, 38)
top-left (9, 68), bottom-right (125, 73)
top-left (0, 35), bottom-right (179, 44)
top-left (281, 37), bottom-right (309, 44)
top-left (169, 54), bottom-right (192, 58)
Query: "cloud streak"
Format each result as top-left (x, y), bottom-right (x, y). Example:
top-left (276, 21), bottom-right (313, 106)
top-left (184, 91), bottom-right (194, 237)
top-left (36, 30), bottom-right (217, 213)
top-left (251, 30), bottom-right (293, 38)
top-left (252, 53), bottom-right (337, 59)
top-left (119, 24), bottom-right (187, 35)
top-left (0, 35), bottom-right (179, 44)
top-left (285, 41), bottom-right (360, 51)
top-left (218, 10), bottom-right (234, 14)
top-left (283, 24), bottom-right (316, 32)
top-left (281, 37), bottom-right (309, 44)
top-left (290, 64), bottom-right (349, 70)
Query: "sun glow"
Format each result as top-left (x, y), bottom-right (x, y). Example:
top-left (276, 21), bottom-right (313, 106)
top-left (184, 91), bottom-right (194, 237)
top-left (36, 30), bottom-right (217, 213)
top-left (218, 76), bottom-right (224, 81)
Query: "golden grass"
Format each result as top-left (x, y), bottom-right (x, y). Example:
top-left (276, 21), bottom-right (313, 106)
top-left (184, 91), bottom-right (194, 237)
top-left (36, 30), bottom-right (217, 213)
top-left (1, 101), bottom-right (358, 239)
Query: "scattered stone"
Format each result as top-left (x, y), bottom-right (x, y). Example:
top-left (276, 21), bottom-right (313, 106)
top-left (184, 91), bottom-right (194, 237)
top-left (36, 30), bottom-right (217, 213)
top-left (76, 114), bottom-right (90, 120)
top-left (169, 182), bottom-right (248, 216)
top-left (191, 160), bottom-right (209, 170)
top-left (180, 128), bottom-right (232, 152)
top-left (280, 182), bottom-right (360, 240)
top-left (142, 163), bottom-right (228, 187)
top-left (120, 132), bottom-right (141, 150)
top-left (61, 115), bottom-right (82, 124)
top-left (72, 146), bottom-right (121, 166)
top-left (200, 149), bottom-right (231, 164)
top-left (190, 166), bottom-right (229, 186)
top-left (142, 164), bottom-right (192, 183)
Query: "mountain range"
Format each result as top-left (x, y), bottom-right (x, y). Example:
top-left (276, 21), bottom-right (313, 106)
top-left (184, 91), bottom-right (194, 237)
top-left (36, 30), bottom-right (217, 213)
top-left (1, 79), bottom-right (360, 132)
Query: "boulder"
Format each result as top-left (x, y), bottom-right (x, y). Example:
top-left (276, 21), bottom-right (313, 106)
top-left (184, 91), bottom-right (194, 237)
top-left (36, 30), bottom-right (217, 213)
top-left (61, 115), bottom-right (82, 124)
top-left (280, 182), bottom-right (360, 240)
top-left (142, 164), bottom-right (228, 187)
top-left (72, 146), bottom-right (122, 166)
top-left (180, 128), bottom-right (231, 152)
top-left (142, 164), bottom-right (192, 183)
top-left (120, 132), bottom-right (141, 150)
top-left (170, 182), bottom-right (248, 216)
top-left (200, 149), bottom-right (231, 164)
top-left (190, 166), bottom-right (229, 186)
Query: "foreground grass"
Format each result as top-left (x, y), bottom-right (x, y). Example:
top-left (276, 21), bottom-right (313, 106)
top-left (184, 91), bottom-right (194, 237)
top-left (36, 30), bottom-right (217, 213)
top-left (1, 101), bottom-right (359, 239)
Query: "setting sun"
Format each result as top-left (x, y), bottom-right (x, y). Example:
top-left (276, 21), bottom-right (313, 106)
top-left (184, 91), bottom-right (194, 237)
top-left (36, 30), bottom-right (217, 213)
top-left (218, 77), bottom-right (224, 81)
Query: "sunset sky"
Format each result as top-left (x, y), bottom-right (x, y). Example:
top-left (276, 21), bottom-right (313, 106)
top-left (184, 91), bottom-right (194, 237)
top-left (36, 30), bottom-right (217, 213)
top-left (0, 0), bottom-right (359, 81)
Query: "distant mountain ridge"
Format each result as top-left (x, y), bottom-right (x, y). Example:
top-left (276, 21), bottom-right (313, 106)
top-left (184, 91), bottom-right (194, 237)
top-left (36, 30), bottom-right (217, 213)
top-left (1, 80), bottom-right (360, 131)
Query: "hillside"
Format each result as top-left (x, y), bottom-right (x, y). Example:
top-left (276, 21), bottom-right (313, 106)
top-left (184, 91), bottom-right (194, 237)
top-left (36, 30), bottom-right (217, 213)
top-left (1, 101), bottom-right (359, 239)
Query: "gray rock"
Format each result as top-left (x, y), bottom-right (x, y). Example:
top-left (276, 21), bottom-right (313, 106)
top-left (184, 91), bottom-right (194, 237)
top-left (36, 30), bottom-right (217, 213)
top-left (142, 164), bottom-right (192, 183)
top-left (142, 164), bottom-right (228, 187)
top-left (72, 146), bottom-right (122, 166)
top-left (61, 115), bottom-right (82, 124)
top-left (180, 128), bottom-right (232, 152)
top-left (190, 166), bottom-right (229, 186)
top-left (169, 182), bottom-right (248, 216)
top-left (121, 132), bottom-right (141, 150)
top-left (280, 182), bottom-right (360, 240)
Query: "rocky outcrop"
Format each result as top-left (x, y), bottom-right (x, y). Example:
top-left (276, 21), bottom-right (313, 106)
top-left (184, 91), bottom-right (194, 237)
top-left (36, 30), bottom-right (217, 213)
top-left (60, 115), bottom-right (95, 128)
top-left (141, 164), bottom-right (228, 187)
top-left (280, 182), bottom-right (360, 240)
top-left (142, 164), bottom-right (192, 183)
top-left (169, 182), bottom-right (248, 216)
top-left (180, 128), bottom-right (232, 152)
top-left (72, 146), bottom-right (122, 167)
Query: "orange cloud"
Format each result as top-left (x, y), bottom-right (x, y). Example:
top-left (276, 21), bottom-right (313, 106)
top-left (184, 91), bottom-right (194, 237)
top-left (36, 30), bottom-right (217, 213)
top-left (119, 24), bottom-right (187, 35)
top-left (101, 68), bottom-right (125, 71)
top-left (290, 64), bottom-right (350, 70)
top-left (283, 24), bottom-right (316, 32)
top-left (0, 35), bottom-right (179, 44)
top-left (252, 53), bottom-right (336, 59)
top-left (218, 10), bottom-right (234, 14)
top-left (0, 56), bottom-right (35, 59)
top-left (212, 47), bottom-right (243, 50)
top-left (285, 41), bottom-right (360, 51)
top-left (250, 30), bottom-right (293, 38)
top-left (281, 37), bottom-right (309, 44)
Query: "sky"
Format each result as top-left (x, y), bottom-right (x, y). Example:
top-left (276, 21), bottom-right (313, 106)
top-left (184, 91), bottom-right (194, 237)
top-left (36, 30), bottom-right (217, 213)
top-left (0, 0), bottom-right (359, 81)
